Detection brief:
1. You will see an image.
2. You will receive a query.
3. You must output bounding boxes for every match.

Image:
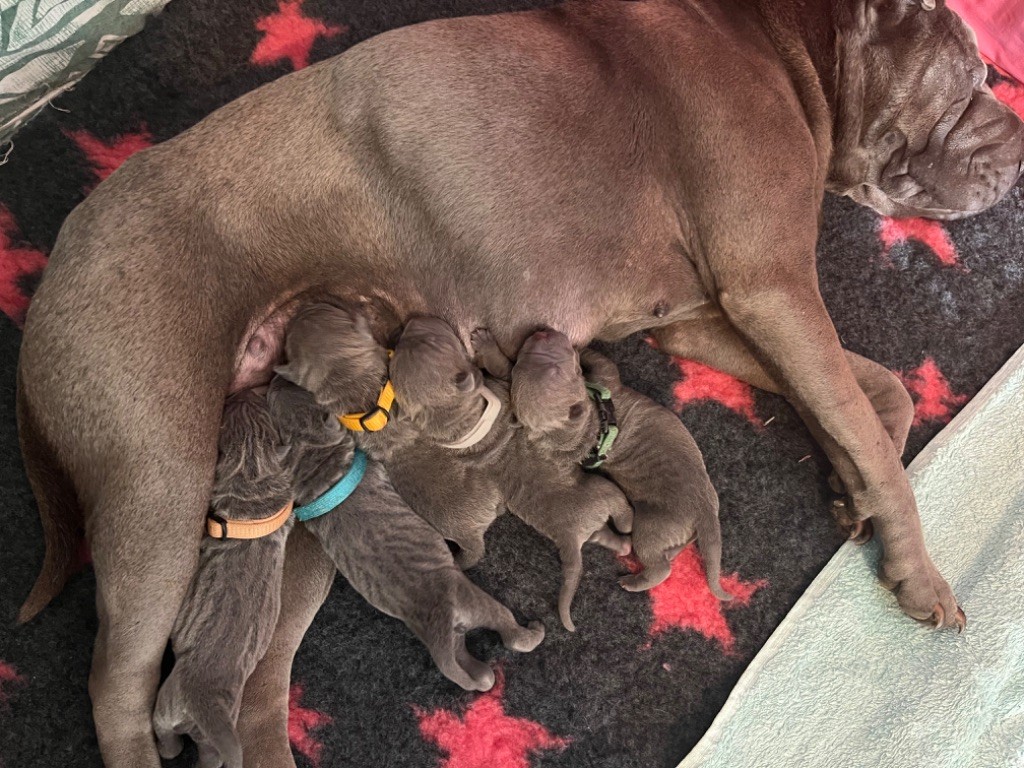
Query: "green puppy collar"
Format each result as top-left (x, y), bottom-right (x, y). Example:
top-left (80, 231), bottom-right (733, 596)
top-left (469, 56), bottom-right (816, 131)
top-left (582, 381), bottom-right (618, 470)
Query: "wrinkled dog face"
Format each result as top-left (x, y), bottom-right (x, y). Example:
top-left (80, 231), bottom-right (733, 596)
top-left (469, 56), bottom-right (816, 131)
top-left (831, 0), bottom-right (1024, 219)
top-left (511, 329), bottom-right (589, 436)
top-left (390, 316), bottom-right (482, 420)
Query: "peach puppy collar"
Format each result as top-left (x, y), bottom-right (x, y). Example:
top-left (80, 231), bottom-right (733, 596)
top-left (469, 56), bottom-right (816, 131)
top-left (206, 500), bottom-right (294, 540)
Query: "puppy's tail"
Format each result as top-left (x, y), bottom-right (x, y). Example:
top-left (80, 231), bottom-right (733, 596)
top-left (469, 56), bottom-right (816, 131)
top-left (696, 505), bottom-right (732, 602)
top-left (16, 382), bottom-right (84, 624)
top-left (557, 545), bottom-right (583, 632)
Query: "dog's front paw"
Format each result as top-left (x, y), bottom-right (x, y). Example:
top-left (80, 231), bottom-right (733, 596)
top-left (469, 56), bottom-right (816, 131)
top-left (881, 558), bottom-right (966, 632)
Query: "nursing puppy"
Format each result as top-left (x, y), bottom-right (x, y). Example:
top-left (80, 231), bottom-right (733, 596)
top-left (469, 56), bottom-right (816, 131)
top-left (272, 306), bottom-right (544, 691)
top-left (152, 390), bottom-right (293, 768)
top-left (387, 317), bottom-right (633, 633)
top-left (360, 315), bottom-right (514, 570)
top-left (286, 309), bottom-right (630, 631)
top-left (481, 329), bottom-right (729, 598)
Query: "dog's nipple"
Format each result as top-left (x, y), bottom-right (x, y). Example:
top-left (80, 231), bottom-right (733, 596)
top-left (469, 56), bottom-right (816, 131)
top-left (653, 302), bottom-right (668, 319)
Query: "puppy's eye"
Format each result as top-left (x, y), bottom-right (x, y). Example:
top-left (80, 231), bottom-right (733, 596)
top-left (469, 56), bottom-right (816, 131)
top-left (569, 403), bottom-right (585, 420)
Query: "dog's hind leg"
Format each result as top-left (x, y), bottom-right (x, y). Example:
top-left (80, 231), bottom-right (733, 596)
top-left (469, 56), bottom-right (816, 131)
top-left (87, 454), bottom-right (212, 768)
top-left (460, 579), bottom-right (546, 653)
top-left (237, 525), bottom-right (336, 768)
top-left (652, 314), bottom-right (914, 544)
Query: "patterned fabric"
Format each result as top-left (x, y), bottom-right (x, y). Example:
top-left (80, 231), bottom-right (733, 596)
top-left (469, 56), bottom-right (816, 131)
top-left (0, 0), bottom-right (170, 145)
top-left (0, 3), bottom-right (1021, 767)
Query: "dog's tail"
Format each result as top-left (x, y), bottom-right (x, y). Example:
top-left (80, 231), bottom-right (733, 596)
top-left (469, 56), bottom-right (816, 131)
top-left (696, 504), bottom-right (733, 602)
top-left (557, 545), bottom-right (583, 632)
top-left (16, 380), bottom-right (84, 624)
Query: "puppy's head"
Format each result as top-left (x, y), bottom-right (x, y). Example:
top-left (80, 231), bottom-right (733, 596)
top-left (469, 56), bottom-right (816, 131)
top-left (266, 375), bottom-right (347, 450)
top-left (389, 316), bottom-right (482, 422)
top-left (831, 0), bottom-right (1023, 219)
top-left (511, 329), bottom-right (590, 436)
top-left (275, 303), bottom-right (389, 415)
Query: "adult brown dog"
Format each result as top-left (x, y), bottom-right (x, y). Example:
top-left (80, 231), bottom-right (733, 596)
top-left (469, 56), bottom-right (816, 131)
top-left (16, 0), bottom-right (1023, 766)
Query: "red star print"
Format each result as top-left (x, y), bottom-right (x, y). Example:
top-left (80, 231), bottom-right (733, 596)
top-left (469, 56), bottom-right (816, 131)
top-left (251, 0), bottom-right (345, 71)
top-left (0, 205), bottom-right (48, 326)
top-left (673, 358), bottom-right (759, 425)
top-left (0, 660), bottom-right (26, 706)
top-left (414, 669), bottom-right (570, 768)
top-left (897, 358), bottom-right (968, 427)
top-left (288, 683), bottom-right (332, 767)
top-left (878, 216), bottom-right (959, 268)
top-left (65, 127), bottom-right (153, 191)
top-left (624, 544), bottom-right (766, 653)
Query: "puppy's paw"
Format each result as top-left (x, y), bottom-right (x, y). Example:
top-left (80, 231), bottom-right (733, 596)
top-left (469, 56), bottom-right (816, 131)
top-left (155, 731), bottom-right (185, 761)
top-left (470, 327), bottom-right (497, 355)
top-left (619, 573), bottom-right (654, 592)
top-left (509, 620), bottom-right (546, 653)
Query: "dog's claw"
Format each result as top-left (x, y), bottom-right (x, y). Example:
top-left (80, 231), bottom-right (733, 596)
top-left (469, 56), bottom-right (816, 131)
top-left (849, 518), bottom-right (874, 545)
top-left (955, 607), bottom-right (967, 633)
top-left (920, 602), bottom-right (966, 632)
top-left (832, 499), bottom-right (873, 544)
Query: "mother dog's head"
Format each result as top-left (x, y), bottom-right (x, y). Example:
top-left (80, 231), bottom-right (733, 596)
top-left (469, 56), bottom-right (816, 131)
top-left (829, 0), bottom-right (1024, 219)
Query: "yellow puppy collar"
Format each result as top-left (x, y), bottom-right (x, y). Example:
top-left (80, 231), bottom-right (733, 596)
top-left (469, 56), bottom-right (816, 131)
top-left (338, 350), bottom-right (396, 432)
top-left (338, 379), bottom-right (396, 432)
top-left (206, 500), bottom-right (294, 540)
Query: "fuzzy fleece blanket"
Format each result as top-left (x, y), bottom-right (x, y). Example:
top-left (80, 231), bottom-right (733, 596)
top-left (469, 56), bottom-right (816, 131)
top-left (679, 343), bottom-right (1024, 768)
top-left (0, 2), bottom-right (1023, 767)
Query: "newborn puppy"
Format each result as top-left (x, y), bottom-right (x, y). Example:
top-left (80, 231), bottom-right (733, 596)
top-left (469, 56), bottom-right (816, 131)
top-left (473, 329), bottom-right (635, 631)
top-left (367, 315), bottom-right (514, 569)
top-left (272, 305), bottom-right (544, 691)
top-left (152, 390), bottom-right (294, 768)
top-left (485, 328), bottom-right (730, 598)
top-left (386, 319), bottom-right (632, 632)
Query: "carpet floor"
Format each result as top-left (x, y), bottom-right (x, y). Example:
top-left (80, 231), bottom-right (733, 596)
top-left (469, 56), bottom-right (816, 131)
top-left (1, 2), bottom-right (1023, 767)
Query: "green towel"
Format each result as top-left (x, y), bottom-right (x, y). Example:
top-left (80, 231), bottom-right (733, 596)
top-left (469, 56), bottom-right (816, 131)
top-left (680, 343), bottom-right (1024, 768)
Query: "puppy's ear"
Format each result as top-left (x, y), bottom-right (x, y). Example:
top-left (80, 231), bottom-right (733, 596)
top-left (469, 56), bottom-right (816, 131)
top-left (274, 364), bottom-right (299, 384)
top-left (455, 370), bottom-right (476, 393)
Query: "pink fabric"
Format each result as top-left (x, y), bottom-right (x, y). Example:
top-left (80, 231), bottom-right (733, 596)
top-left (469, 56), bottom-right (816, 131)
top-left (947, 0), bottom-right (1024, 83)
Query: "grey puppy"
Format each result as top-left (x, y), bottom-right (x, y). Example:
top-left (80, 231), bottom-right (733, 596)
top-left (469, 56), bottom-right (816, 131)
top-left (20, 1), bottom-right (1009, 762)
top-left (382, 316), bottom-right (634, 633)
top-left (270, 309), bottom-right (545, 691)
top-left (477, 328), bottom-right (731, 597)
top-left (286, 309), bottom-right (631, 631)
top-left (152, 390), bottom-right (294, 768)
